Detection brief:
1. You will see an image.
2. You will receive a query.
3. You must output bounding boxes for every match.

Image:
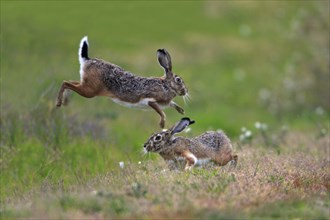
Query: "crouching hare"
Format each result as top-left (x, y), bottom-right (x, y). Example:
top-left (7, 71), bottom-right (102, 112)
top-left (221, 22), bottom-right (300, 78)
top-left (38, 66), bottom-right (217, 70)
top-left (144, 117), bottom-right (238, 170)
top-left (56, 36), bottom-right (188, 128)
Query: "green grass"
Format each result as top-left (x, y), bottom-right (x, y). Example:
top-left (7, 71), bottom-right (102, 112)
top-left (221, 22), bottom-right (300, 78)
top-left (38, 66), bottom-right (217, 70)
top-left (2, 137), bottom-right (329, 219)
top-left (1, 1), bottom-right (329, 219)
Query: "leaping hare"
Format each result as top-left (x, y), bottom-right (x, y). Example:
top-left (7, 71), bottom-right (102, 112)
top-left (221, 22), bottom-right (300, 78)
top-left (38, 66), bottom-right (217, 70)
top-left (144, 117), bottom-right (238, 170)
top-left (56, 36), bottom-right (188, 128)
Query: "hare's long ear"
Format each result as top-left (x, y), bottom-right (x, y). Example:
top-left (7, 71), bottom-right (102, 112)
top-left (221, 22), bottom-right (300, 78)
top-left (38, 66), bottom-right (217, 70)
top-left (170, 117), bottom-right (195, 135)
top-left (157, 49), bottom-right (173, 78)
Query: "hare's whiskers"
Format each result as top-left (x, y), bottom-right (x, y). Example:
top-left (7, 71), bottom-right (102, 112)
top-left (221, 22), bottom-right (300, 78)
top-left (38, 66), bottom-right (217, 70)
top-left (183, 93), bottom-right (191, 105)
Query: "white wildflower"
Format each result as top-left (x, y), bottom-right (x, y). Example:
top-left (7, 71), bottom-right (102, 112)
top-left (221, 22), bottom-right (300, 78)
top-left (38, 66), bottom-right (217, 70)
top-left (245, 130), bottom-right (252, 138)
top-left (315, 106), bottom-right (324, 116)
top-left (255, 122), bottom-right (268, 131)
top-left (255, 122), bottom-right (261, 129)
top-left (239, 134), bottom-right (246, 142)
top-left (260, 123), bottom-right (268, 131)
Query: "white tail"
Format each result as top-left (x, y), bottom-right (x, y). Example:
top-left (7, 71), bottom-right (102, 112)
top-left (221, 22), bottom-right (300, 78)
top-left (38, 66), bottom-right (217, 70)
top-left (78, 36), bottom-right (89, 65)
top-left (78, 36), bottom-right (89, 79)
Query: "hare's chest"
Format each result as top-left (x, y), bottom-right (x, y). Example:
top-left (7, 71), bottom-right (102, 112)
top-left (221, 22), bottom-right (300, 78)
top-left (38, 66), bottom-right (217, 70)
top-left (111, 97), bottom-right (153, 109)
top-left (111, 97), bottom-right (170, 109)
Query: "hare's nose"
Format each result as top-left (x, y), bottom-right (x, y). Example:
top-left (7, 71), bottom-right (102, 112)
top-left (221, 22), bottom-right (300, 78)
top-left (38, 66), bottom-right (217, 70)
top-left (143, 144), bottom-right (147, 148)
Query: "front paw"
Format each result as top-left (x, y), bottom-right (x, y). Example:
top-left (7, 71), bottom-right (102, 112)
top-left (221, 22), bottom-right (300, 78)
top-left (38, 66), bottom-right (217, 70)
top-left (177, 107), bottom-right (184, 115)
top-left (184, 165), bottom-right (193, 171)
top-left (56, 98), bottom-right (62, 107)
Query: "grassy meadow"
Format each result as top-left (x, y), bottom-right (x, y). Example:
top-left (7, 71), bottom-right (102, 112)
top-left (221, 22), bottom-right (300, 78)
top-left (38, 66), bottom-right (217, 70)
top-left (1, 1), bottom-right (329, 219)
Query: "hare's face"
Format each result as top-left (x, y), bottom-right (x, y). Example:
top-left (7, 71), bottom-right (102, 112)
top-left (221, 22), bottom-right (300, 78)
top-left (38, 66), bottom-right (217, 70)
top-left (144, 131), bottom-right (170, 153)
top-left (170, 75), bottom-right (187, 96)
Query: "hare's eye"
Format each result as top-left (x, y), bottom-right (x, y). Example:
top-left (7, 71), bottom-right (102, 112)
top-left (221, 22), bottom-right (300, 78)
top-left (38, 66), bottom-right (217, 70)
top-left (154, 134), bottom-right (162, 141)
top-left (175, 77), bottom-right (182, 84)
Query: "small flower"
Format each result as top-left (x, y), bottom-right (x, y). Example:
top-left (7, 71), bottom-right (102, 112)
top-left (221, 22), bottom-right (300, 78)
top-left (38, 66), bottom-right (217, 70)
top-left (315, 106), bottom-right (324, 116)
top-left (239, 127), bottom-right (253, 143)
top-left (255, 122), bottom-right (261, 129)
top-left (261, 123), bottom-right (268, 131)
top-left (239, 134), bottom-right (246, 142)
top-left (245, 130), bottom-right (252, 138)
top-left (138, 161), bottom-right (142, 165)
top-left (119, 161), bottom-right (125, 169)
top-left (255, 122), bottom-right (268, 131)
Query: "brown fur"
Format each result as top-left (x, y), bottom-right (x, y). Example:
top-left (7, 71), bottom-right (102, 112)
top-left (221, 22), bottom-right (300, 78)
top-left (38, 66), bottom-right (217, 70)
top-left (56, 37), bottom-right (188, 128)
top-left (144, 118), bottom-right (238, 170)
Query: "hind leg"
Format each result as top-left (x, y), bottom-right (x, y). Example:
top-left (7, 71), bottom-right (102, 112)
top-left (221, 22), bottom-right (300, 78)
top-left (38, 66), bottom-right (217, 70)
top-left (56, 80), bottom-right (99, 107)
top-left (182, 150), bottom-right (197, 171)
top-left (56, 80), bottom-right (84, 107)
top-left (213, 152), bottom-right (237, 167)
top-left (61, 81), bottom-right (80, 106)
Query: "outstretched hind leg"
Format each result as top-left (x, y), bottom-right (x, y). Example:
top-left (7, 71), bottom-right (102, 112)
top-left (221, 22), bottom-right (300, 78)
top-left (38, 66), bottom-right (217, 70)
top-left (62, 81), bottom-right (80, 106)
top-left (56, 80), bottom-right (96, 107)
top-left (56, 80), bottom-right (80, 107)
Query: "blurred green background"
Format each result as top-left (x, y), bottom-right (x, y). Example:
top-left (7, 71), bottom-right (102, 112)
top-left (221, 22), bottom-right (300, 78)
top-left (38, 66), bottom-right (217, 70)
top-left (1, 0), bottom-right (329, 202)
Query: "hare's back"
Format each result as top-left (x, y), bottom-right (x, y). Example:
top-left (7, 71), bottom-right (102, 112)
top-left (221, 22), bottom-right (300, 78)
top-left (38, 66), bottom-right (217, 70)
top-left (194, 131), bottom-right (231, 150)
top-left (85, 58), bottom-right (125, 75)
top-left (87, 59), bottom-right (154, 99)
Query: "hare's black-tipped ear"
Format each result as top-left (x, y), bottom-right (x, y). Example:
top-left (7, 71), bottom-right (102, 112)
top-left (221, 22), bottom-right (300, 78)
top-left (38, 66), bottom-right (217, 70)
top-left (170, 117), bottom-right (195, 135)
top-left (157, 49), bottom-right (173, 78)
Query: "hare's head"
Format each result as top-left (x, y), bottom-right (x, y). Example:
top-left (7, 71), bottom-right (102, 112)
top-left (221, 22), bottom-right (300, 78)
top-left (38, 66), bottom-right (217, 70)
top-left (144, 117), bottom-right (195, 153)
top-left (144, 130), bottom-right (171, 153)
top-left (157, 49), bottom-right (188, 97)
